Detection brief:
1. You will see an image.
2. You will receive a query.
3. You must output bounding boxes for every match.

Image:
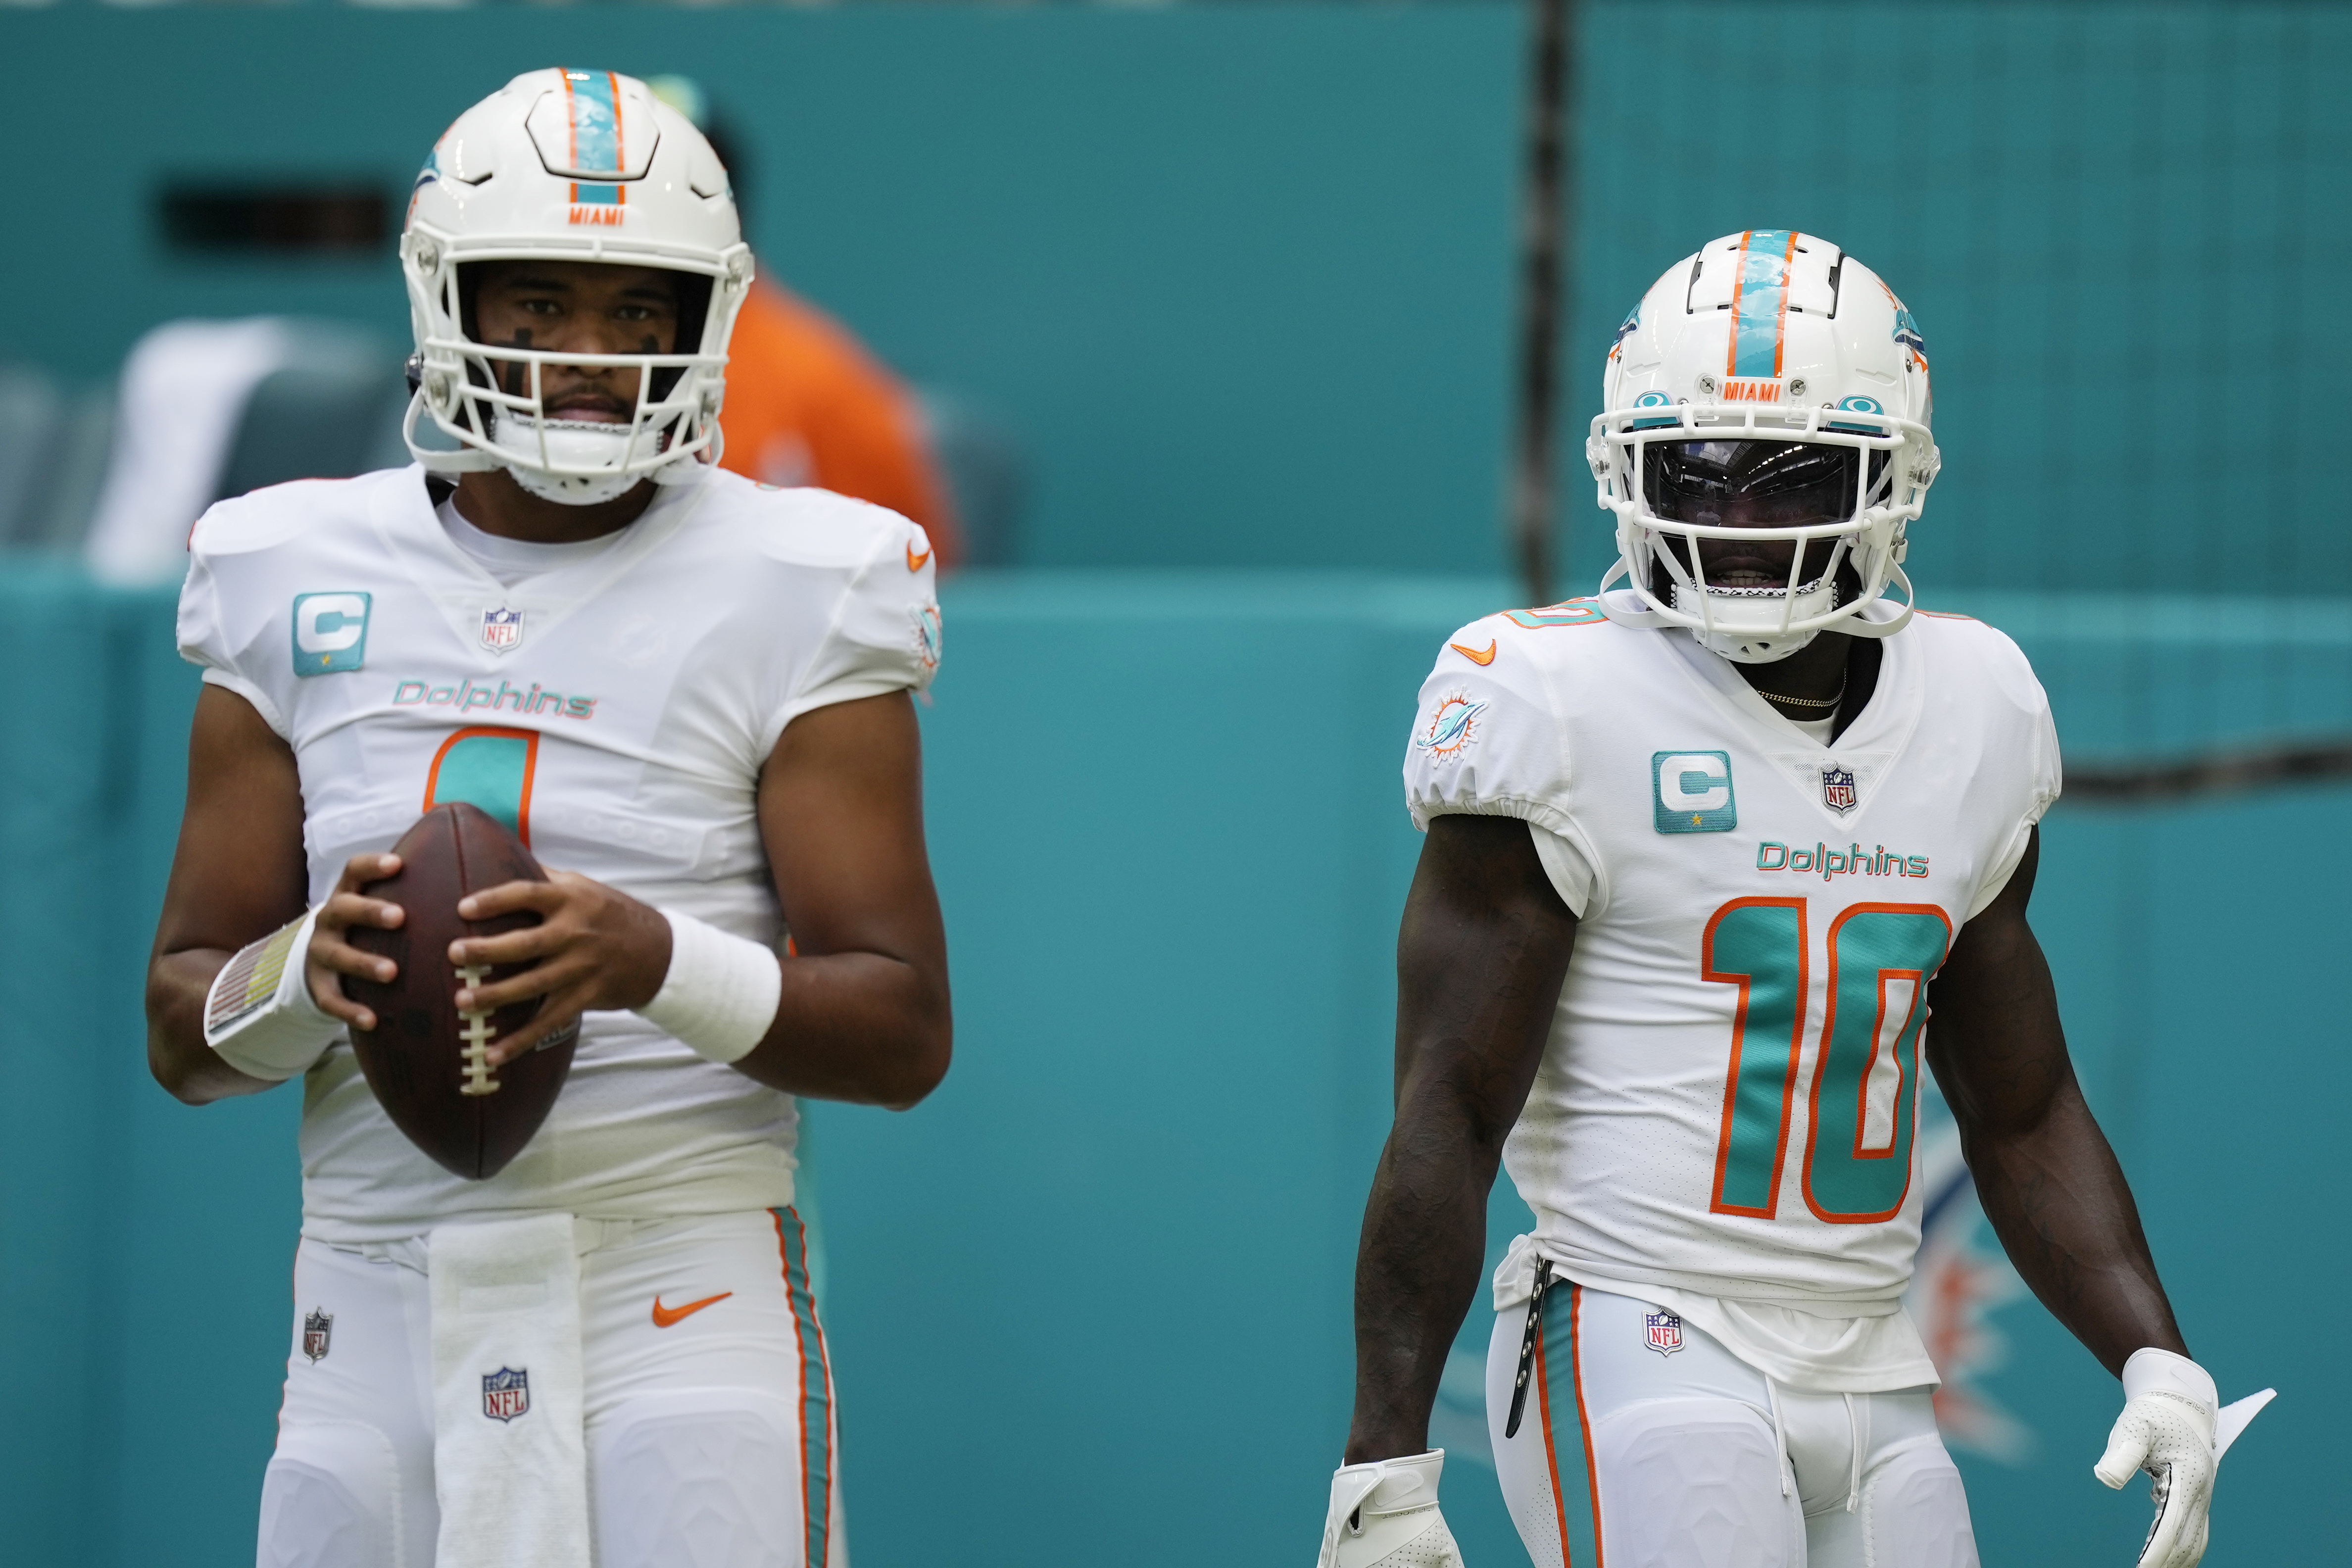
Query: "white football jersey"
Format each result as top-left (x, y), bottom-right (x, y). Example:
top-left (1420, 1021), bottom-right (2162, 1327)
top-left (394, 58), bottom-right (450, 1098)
top-left (179, 465), bottom-right (941, 1242)
top-left (1404, 597), bottom-right (2058, 1385)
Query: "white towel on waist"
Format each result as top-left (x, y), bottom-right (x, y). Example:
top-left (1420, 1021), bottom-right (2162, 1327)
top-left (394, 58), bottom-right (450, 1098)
top-left (428, 1214), bottom-right (589, 1568)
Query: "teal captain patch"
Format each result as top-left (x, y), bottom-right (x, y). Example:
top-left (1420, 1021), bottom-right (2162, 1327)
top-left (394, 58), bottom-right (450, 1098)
top-left (1653, 750), bottom-right (1736, 833)
top-left (292, 592), bottom-right (371, 677)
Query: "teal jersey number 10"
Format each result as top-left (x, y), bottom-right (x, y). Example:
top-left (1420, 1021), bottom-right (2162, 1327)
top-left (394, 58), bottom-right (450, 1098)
top-left (1701, 897), bottom-right (1952, 1225)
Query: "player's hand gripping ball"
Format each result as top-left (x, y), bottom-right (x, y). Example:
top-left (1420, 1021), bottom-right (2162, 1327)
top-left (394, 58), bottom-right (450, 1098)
top-left (340, 804), bottom-right (579, 1179)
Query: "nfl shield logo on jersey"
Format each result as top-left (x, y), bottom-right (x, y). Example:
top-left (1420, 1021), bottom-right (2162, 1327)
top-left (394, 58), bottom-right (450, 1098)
top-left (482, 1367), bottom-right (531, 1421)
top-left (301, 1310), bottom-right (332, 1363)
top-left (1821, 763), bottom-right (1859, 816)
top-left (481, 606), bottom-right (525, 654)
top-left (1645, 1310), bottom-right (1684, 1357)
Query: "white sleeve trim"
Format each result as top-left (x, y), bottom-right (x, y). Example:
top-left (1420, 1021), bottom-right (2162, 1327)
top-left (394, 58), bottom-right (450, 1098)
top-left (197, 666), bottom-right (289, 739)
top-left (755, 526), bottom-right (931, 761)
top-left (769, 672), bottom-right (922, 745)
top-left (1966, 813), bottom-right (2038, 920)
top-left (1408, 794), bottom-right (1579, 838)
top-left (1527, 823), bottom-right (1596, 920)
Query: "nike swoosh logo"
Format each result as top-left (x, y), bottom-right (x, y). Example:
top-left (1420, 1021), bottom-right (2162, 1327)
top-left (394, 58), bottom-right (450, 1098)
top-left (906, 541), bottom-right (932, 572)
top-left (650, 1291), bottom-right (734, 1328)
top-left (1450, 640), bottom-right (1498, 666)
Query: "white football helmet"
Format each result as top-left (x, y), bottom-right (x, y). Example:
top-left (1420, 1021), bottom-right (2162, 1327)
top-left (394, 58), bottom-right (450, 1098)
top-left (401, 68), bottom-right (754, 504)
top-left (1587, 231), bottom-right (1940, 662)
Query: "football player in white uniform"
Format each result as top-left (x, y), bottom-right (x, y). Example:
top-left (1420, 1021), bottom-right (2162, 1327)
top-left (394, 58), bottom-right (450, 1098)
top-left (143, 70), bottom-right (949, 1568)
top-left (1317, 233), bottom-right (2267, 1568)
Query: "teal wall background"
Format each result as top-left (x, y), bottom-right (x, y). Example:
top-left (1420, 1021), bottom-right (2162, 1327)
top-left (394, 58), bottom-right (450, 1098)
top-left (1569, 1), bottom-right (2352, 600)
top-left (6, 2), bottom-right (2349, 591)
top-left (1, 1), bottom-right (2345, 1563)
top-left (1, 4), bottom-right (1523, 576)
top-left (0, 571), bottom-right (2340, 1565)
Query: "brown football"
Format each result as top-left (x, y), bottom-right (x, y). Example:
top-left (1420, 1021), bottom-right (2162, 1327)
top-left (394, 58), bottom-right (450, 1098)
top-left (344, 802), bottom-right (578, 1179)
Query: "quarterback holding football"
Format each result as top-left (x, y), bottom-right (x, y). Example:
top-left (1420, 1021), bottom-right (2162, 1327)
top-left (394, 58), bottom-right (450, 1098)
top-left (1319, 234), bottom-right (2269, 1568)
top-left (144, 70), bottom-right (949, 1568)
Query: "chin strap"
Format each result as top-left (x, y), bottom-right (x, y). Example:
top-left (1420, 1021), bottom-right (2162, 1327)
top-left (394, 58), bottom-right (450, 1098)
top-left (652, 423), bottom-right (724, 485)
top-left (403, 392), bottom-right (500, 474)
top-left (1834, 564), bottom-right (1916, 640)
top-left (1594, 561), bottom-right (1671, 629)
top-left (1593, 557), bottom-right (1917, 645)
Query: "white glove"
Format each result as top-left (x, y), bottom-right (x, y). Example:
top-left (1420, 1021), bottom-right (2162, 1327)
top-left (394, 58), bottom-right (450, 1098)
top-left (1316, 1450), bottom-right (1464, 1568)
top-left (2093, 1348), bottom-right (2276, 1568)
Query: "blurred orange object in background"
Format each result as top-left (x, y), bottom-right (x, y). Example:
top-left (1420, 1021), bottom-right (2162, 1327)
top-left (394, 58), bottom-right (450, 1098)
top-left (719, 276), bottom-right (962, 570)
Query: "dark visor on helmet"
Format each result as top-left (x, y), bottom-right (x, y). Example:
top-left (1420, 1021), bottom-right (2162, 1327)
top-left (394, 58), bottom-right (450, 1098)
top-left (1642, 441), bottom-right (1876, 528)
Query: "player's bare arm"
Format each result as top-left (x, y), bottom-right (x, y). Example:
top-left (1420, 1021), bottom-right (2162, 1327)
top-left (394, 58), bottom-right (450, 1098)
top-left (147, 685), bottom-right (488, 1098)
top-left (445, 687), bottom-right (951, 1110)
top-left (1345, 813), bottom-right (1576, 1464)
top-left (1924, 825), bottom-right (2187, 1374)
top-left (741, 686), bottom-right (951, 1107)
top-left (147, 685), bottom-right (336, 1103)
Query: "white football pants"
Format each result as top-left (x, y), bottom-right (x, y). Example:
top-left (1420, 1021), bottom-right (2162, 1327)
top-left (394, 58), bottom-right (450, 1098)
top-left (1486, 1283), bottom-right (1979, 1568)
top-left (258, 1208), bottom-right (847, 1568)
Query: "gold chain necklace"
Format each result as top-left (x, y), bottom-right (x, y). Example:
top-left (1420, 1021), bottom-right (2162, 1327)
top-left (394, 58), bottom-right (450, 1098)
top-left (1752, 684), bottom-right (1845, 710)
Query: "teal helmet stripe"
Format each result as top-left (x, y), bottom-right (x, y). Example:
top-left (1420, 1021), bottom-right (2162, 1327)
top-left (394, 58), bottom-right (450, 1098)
top-left (562, 68), bottom-right (625, 204)
top-left (1728, 229), bottom-right (1797, 379)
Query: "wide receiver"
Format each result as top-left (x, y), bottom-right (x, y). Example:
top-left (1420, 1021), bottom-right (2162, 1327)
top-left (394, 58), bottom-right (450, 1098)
top-left (145, 70), bottom-right (949, 1568)
top-left (1317, 233), bottom-right (2267, 1568)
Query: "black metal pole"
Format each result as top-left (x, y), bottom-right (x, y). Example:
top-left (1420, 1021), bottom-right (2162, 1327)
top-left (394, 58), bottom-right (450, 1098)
top-left (1509, 0), bottom-right (1574, 605)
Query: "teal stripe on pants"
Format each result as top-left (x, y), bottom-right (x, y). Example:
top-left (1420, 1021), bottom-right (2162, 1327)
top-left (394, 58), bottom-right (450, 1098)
top-left (1537, 1283), bottom-right (1604, 1567)
top-left (774, 1208), bottom-right (833, 1568)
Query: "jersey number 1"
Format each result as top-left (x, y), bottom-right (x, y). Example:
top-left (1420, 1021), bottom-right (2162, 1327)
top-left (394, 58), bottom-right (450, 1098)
top-left (1702, 898), bottom-right (1951, 1225)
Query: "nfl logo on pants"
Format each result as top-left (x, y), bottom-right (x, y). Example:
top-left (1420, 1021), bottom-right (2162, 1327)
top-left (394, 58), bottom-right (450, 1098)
top-left (482, 1367), bottom-right (531, 1422)
top-left (1645, 1310), bottom-right (1684, 1356)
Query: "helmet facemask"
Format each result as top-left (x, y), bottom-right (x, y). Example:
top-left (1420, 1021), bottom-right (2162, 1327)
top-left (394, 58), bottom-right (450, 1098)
top-left (1591, 399), bottom-right (1933, 663)
top-left (409, 249), bottom-right (735, 506)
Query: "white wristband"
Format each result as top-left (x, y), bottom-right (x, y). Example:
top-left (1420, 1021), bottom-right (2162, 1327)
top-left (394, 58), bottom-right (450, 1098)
top-left (637, 909), bottom-right (782, 1066)
top-left (2121, 1347), bottom-right (2218, 1417)
top-left (203, 907), bottom-right (342, 1082)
